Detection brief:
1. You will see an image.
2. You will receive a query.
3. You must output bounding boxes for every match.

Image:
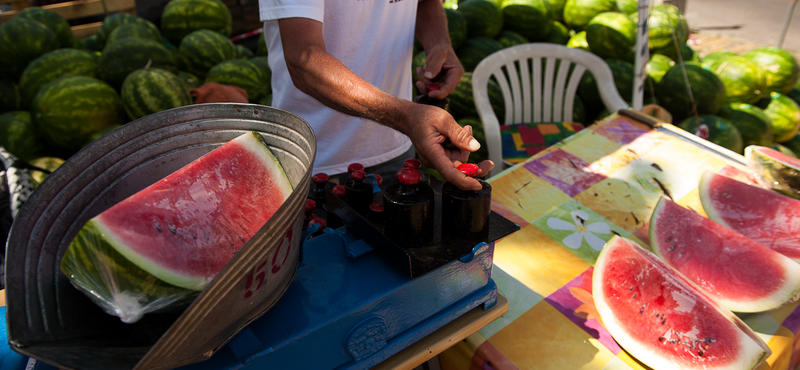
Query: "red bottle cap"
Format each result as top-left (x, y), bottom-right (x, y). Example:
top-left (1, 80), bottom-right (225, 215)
top-left (403, 158), bottom-right (421, 169)
top-left (396, 168), bottom-right (421, 185)
top-left (457, 163), bottom-right (480, 178)
top-left (305, 199), bottom-right (316, 214)
top-left (332, 185), bottom-right (346, 197)
top-left (351, 169), bottom-right (366, 181)
top-left (308, 217), bottom-right (327, 230)
top-left (312, 173), bottom-right (329, 184)
top-left (347, 163), bottom-right (365, 173)
top-left (427, 84), bottom-right (440, 92)
top-left (370, 201), bottom-right (384, 213)
top-left (369, 173), bottom-right (383, 186)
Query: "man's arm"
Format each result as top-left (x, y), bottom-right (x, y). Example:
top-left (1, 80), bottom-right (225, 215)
top-left (278, 16), bottom-right (492, 190)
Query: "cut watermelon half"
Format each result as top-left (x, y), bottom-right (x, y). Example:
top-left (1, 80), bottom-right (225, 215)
top-left (745, 145), bottom-right (800, 199)
top-left (650, 197), bottom-right (800, 312)
top-left (593, 236), bottom-right (770, 370)
top-left (61, 131), bottom-right (293, 322)
top-left (699, 170), bottom-right (800, 263)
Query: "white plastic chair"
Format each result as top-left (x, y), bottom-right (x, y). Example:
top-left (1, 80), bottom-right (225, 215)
top-left (472, 43), bottom-right (629, 177)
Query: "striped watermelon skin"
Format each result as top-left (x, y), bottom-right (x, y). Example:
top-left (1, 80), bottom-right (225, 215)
top-left (205, 60), bottom-right (267, 103)
top-left (19, 48), bottom-right (99, 109)
top-left (161, 0), bottom-right (233, 46)
top-left (457, 0), bottom-right (504, 39)
top-left (98, 38), bottom-right (178, 90)
top-left (542, 21), bottom-right (570, 45)
top-left (562, 0), bottom-right (615, 32)
top-left (579, 59), bottom-right (634, 114)
top-left (586, 12), bottom-right (636, 61)
top-left (639, 4), bottom-right (689, 51)
top-left (717, 103), bottom-right (774, 148)
top-left (456, 37), bottom-right (504, 73)
top-left (445, 8), bottom-right (468, 50)
top-left (656, 62), bottom-right (727, 123)
top-left (0, 79), bottom-right (21, 114)
top-left (762, 92), bottom-right (800, 143)
top-left (744, 47), bottom-right (800, 95)
top-left (32, 76), bottom-right (126, 152)
top-left (121, 68), bottom-right (192, 120)
top-left (500, 0), bottom-right (554, 42)
top-left (95, 13), bottom-right (150, 51)
top-left (0, 111), bottom-right (50, 161)
top-left (15, 7), bottom-right (76, 49)
top-left (449, 72), bottom-right (505, 122)
top-left (249, 56), bottom-right (272, 95)
top-left (700, 50), bottom-right (737, 70)
top-left (177, 70), bottom-right (202, 90)
top-left (0, 17), bottom-right (59, 80)
top-left (566, 30), bottom-right (591, 52)
top-left (496, 30), bottom-right (529, 48)
top-left (708, 55), bottom-right (767, 104)
top-left (178, 30), bottom-right (237, 78)
top-left (106, 21), bottom-right (163, 46)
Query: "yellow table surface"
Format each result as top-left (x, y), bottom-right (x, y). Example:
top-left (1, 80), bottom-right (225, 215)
top-left (437, 114), bottom-right (800, 370)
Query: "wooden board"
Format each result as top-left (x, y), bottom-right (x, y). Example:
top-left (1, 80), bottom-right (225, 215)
top-left (0, 0), bottom-right (136, 38)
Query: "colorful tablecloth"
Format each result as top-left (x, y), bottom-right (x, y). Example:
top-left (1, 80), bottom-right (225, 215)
top-left (438, 114), bottom-right (800, 370)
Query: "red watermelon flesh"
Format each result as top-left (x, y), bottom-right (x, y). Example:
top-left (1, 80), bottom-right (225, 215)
top-left (93, 131), bottom-right (293, 290)
top-left (699, 170), bottom-right (800, 262)
top-left (593, 236), bottom-right (769, 370)
top-left (650, 197), bottom-right (800, 312)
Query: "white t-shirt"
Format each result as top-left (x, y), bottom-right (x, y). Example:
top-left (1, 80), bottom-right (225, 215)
top-left (259, 0), bottom-right (416, 175)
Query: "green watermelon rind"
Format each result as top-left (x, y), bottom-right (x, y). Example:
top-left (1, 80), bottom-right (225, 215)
top-left (178, 29), bottom-right (237, 78)
top-left (97, 38), bottom-right (178, 90)
top-left (121, 68), bottom-right (193, 120)
top-left (160, 0), bottom-right (233, 46)
top-left (649, 195), bottom-right (800, 313)
top-left (593, 235), bottom-right (770, 370)
top-left (204, 59), bottom-right (267, 103)
top-left (19, 48), bottom-right (99, 109)
top-left (745, 145), bottom-right (800, 200)
top-left (585, 12), bottom-right (637, 61)
top-left (85, 132), bottom-right (293, 291)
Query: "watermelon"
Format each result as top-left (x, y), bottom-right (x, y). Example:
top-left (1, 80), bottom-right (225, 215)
top-left (0, 111), bottom-right (49, 161)
top-left (98, 38), bottom-right (178, 90)
top-left (545, 0), bottom-right (567, 22)
top-left (578, 59), bottom-right (633, 115)
top-left (178, 29), bottom-right (237, 78)
top-left (60, 131), bottom-right (293, 322)
top-left (0, 80), bottom-right (20, 113)
top-left (541, 21), bottom-right (570, 45)
top-left (15, 7), bottom-right (76, 49)
top-left (650, 196), bottom-right (800, 312)
top-left (637, 4), bottom-right (690, 52)
top-left (615, 0), bottom-right (637, 14)
top-left (657, 62), bottom-right (726, 123)
top-left (707, 55), bottom-right (766, 104)
top-left (449, 72), bottom-right (505, 122)
top-left (121, 68), bottom-right (192, 120)
top-left (0, 17), bottom-right (59, 80)
top-left (585, 12), bottom-right (636, 62)
top-left (106, 21), bottom-right (162, 46)
top-left (31, 76), bottom-right (126, 152)
top-left (499, 0), bottom-right (554, 42)
top-left (260, 94), bottom-right (272, 106)
top-left (781, 129), bottom-right (800, 155)
top-left (248, 56), bottom-right (272, 95)
top-left (788, 86), bottom-right (800, 106)
top-left (19, 48), bottom-right (99, 109)
top-left (700, 168), bottom-right (800, 263)
top-left (716, 103), bottom-right (774, 148)
top-left (160, 0), bottom-right (233, 46)
top-left (445, 8), bottom-right (468, 50)
top-left (562, 0), bottom-right (615, 31)
top-left (82, 35), bottom-right (100, 52)
top-left (95, 13), bottom-right (150, 50)
top-left (644, 54), bottom-right (674, 95)
top-left (177, 70), bottom-right (203, 91)
top-left (565, 31), bottom-right (590, 52)
top-left (700, 50), bottom-right (737, 70)
top-left (745, 145), bottom-right (800, 200)
top-left (743, 47), bottom-right (800, 95)
top-left (456, 37), bottom-right (504, 72)
top-left (457, 0), bottom-right (504, 39)
top-left (759, 92), bottom-right (800, 143)
top-left (677, 115), bottom-right (744, 153)
top-left (28, 156), bottom-right (65, 186)
top-left (236, 45), bottom-right (254, 60)
top-left (593, 236), bottom-right (770, 370)
top-left (204, 60), bottom-right (267, 103)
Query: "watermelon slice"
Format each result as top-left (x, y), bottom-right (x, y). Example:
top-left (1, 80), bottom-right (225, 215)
top-left (650, 197), bottom-right (800, 312)
top-left (61, 131), bottom-right (293, 322)
top-left (699, 170), bottom-right (800, 263)
top-left (593, 236), bottom-right (770, 370)
top-left (745, 145), bottom-right (800, 199)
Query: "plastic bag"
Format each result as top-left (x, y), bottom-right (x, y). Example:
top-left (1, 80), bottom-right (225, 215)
top-left (745, 145), bottom-right (800, 199)
top-left (0, 147), bottom-right (39, 289)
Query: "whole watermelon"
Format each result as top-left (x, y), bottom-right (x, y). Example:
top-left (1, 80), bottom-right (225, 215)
top-left (496, 30), bottom-right (529, 48)
top-left (700, 50), bottom-right (738, 70)
top-left (19, 48), bottom-right (99, 109)
top-left (0, 111), bottom-right (50, 161)
top-left (236, 45), bottom-right (254, 60)
top-left (542, 21), bottom-right (570, 45)
top-left (500, 0), bottom-right (554, 42)
top-left (0, 80), bottom-right (21, 114)
top-left (545, 0), bottom-right (568, 22)
top-left (249, 56), bottom-right (272, 95)
top-left (562, 0), bottom-right (615, 32)
top-left (716, 103), bottom-right (774, 148)
top-left (615, 0), bottom-right (638, 14)
top-left (98, 38), bottom-right (178, 90)
top-left (578, 59), bottom-right (633, 115)
top-left (677, 115), bottom-right (744, 153)
top-left (95, 13), bottom-right (150, 51)
top-left (457, 0), bottom-right (504, 39)
top-left (121, 68), bottom-right (192, 120)
top-left (566, 31), bottom-right (591, 52)
top-left (645, 54), bottom-right (674, 92)
top-left (15, 7), bottom-right (76, 49)
top-left (637, 4), bottom-right (689, 51)
top-left (743, 47), bottom-right (800, 95)
top-left (759, 92), bottom-right (800, 143)
top-left (178, 29), bottom-right (237, 78)
top-left (780, 129), bottom-right (800, 155)
top-left (449, 72), bottom-right (505, 122)
top-left (585, 12), bottom-right (636, 62)
top-left (445, 8), bottom-right (468, 50)
top-left (106, 21), bottom-right (162, 46)
top-left (204, 60), bottom-right (268, 103)
top-left (161, 0), bottom-right (233, 46)
top-left (656, 62), bottom-right (726, 123)
top-left (0, 17), bottom-right (59, 80)
top-left (177, 71), bottom-right (202, 91)
top-left (31, 76), bottom-right (127, 152)
top-left (707, 55), bottom-right (766, 104)
top-left (82, 35), bottom-right (100, 52)
top-left (456, 37), bottom-right (504, 72)
top-left (788, 80), bottom-right (800, 105)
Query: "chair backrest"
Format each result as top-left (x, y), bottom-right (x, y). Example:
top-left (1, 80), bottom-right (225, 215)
top-left (472, 43), bottom-right (629, 177)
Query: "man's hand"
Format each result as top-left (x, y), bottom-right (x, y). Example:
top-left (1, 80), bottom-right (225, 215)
top-left (415, 43), bottom-right (464, 100)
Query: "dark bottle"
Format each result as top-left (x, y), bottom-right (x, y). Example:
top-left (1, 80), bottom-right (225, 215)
top-left (442, 163), bottom-right (492, 241)
top-left (414, 84), bottom-right (450, 111)
top-left (345, 169), bottom-right (373, 216)
top-left (308, 172), bottom-right (330, 207)
top-left (383, 168), bottom-right (434, 247)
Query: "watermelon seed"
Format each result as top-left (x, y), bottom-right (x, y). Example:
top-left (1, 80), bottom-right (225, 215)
top-left (668, 244), bottom-right (677, 251)
top-left (168, 224), bottom-right (177, 234)
top-left (629, 286), bottom-right (634, 291)
top-left (662, 319), bottom-right (666, 325)
top-left (640, 308), bottom-right (644, 314)
top-left (658, 336), bottom-right (665, 342)
top-left (678, 252), bottom-right (685, 259)
top-left (698, 351), bottom-right (704, 356)
top-left (666, 236), bottom-right (673, 242)
top-left (632, 293), bottom-right (637, 299)
top-left (154, 221), bottom-right (162, 232)
top-left (650, 163), bottom-right (663, 171)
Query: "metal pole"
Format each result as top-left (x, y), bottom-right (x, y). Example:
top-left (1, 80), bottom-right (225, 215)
top-left (778, 0), bottom-right (798, 48)
top-left (633, 0), bottom-right (655, 111)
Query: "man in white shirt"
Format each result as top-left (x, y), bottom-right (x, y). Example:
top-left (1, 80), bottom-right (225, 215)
top-left (259, 0), bottom-right (492, 190)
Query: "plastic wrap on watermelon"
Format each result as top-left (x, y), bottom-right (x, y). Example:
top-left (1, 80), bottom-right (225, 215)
top-left (745, 145), bottom-right (800, 199)
top-left (59, 131), bottom-right (294, 323)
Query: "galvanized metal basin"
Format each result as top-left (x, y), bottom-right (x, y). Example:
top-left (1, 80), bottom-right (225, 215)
top-left (5, 104), bottom-right (316, 370)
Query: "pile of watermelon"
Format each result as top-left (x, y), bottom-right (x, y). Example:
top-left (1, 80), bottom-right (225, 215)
top-left (0, 1), bottom-right (270, 173)
top-left (436, 0), bottom-right (800, 162)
